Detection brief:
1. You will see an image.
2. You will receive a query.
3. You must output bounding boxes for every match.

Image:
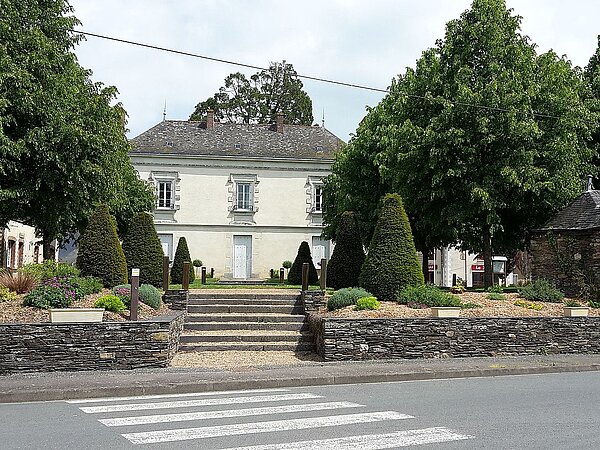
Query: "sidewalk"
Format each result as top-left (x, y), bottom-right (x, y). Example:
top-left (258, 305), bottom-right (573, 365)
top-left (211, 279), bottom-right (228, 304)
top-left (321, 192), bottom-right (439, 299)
top-left (1, 354), bottom-right (599, 403)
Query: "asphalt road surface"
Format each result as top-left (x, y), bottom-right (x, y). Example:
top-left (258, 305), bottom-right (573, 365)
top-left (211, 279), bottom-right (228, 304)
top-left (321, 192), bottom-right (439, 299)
top-left (1, 371), bottom-right (599, 449)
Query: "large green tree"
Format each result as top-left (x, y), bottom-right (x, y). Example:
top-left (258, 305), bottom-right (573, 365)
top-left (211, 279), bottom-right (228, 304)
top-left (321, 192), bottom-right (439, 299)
top-left (189, 61), bottom-right (313, 125)
top-left (326, 0), bottom-right (597, 287)
top-left (585, 35), bottom-right (600, 176)
top-left (0, 0), bottom-right (154, 257)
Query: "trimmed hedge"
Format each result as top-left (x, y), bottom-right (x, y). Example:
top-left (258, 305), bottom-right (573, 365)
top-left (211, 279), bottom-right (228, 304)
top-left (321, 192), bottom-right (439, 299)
top-left (288, 241), bottom-right (318, 285)
top-left (76, 205), bottom-right (127, 287)
top-left (359, 194), bottom-right (424, 301)
top-left (122, 212), bottom-right (164, 287)
top-left (170, 237), bottom-right (195, 284)
top-left (327, 287), bottom-right (372, 311)
top-left (327, 211), bottom-right (365, 290)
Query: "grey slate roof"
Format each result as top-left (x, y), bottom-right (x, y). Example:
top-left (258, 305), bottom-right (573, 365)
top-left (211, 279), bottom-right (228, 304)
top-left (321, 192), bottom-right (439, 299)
top-left (130, 120), bottom-right (344, 160)
top-left (537, 190), bottom-right (600, 231)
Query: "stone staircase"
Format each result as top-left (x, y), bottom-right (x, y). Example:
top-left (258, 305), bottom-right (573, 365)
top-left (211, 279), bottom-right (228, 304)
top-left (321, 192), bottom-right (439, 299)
top-left (179, 291), bottom-right (314, 352)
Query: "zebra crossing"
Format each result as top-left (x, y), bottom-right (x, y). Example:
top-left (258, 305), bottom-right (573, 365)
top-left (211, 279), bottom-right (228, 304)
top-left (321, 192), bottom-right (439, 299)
top-left (66, 387), bottom-right (473, 448)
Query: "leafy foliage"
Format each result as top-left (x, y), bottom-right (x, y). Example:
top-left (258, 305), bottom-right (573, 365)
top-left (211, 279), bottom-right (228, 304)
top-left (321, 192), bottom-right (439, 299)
top-left (359, 194), bottom-right (424, 301)
top-left (354, 296), bottom-right (380, 311)
top-left (170, 237), bottom-right (195, 285)
top-left (288, 241), bottom-right (318, 285)
top-left (112, 284), bottom-right (131, 306)
top-left (0, 285), bottom-right (17, 302)
top-left (22, 276), bottom-right (80, 309)
top-left (76, 205), bottom-right (127, 287)
top-left (75, 276), bottom-right (103, 296)
top-left (323, 0), bottom-right (598, 287)
top-left (326, 287), bottom-right (373, 311)
top-left (588, 299), bottom-right (600, 309)
top-left (282, 260), bottom-right (293, 269)
top-left (94, 295), bottom-right (125, 312)
top-left (190, 61), bottom-right (313, 125)
top-left (20, 260), bottom-right (79, 281)
top-left (487, 292), bottom-right (506, 301)
top-left (0, 0), bottom-right (154, 254)
top-left (398, 284), bottom-right (461, 307)
top-left (514, 299), bottom-right (544, 311)
top-left (122, 212), bottom-right (164, 287)
top-left (192, 259), bottom-right (203, 267)
top-left (0, 270), bottom-right (39, 293)
top-left (518, 279), bottom-right (564, 303)
top-left (327, 211), bottom-right (366, 290)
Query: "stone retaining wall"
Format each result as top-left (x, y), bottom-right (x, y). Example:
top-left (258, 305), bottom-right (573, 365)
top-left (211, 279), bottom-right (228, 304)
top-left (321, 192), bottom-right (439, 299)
top-left (316, 317), bottom-right (600, 361)
top-left (162, 290), bottom-right (189, 310)
top-left (0, 311), bottom-right (185, 374)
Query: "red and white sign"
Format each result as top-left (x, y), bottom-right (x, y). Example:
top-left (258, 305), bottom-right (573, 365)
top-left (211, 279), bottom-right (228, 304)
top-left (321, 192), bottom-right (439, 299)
top-left (471, 264), bottom-right (485, 272)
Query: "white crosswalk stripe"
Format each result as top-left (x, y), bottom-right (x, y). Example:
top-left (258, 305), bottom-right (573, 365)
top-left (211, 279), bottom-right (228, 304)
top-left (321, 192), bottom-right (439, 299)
top-left (80, 393), bottom-right (321, 414)
top-left (72, 389), bottom-right (474, 447)
top-left (121, 411), bottom-right (411, 444)
top-left (226, 427), bottom-right (473, 450)
top-left (99, 401), bottom-right (366, 427)
top-left (66, 388), bottom-right (289, 404)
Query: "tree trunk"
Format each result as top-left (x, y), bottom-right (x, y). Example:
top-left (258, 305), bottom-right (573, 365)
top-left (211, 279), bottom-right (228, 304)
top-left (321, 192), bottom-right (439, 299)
top-left (482, 225), bottom-right (493, 288)
top-left (421, 244), bottom-right (430, 283)
top-left (42, 230), bottom-right (55, 261)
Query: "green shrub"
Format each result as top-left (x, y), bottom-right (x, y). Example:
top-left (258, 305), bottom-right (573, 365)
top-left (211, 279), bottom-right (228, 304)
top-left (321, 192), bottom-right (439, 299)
top-left (327, 287), bottom-right (372, 311)
top-left (23, 277), bottom-right (80, 309)
top-left (193, 259), bottom-right (203, 267)
top-left (94, 295), bottom-right (125, 312)
top-left (518, 279), bottom-right (564, 303)
top-left (397, 284), bottom-right (461, 307)
top-left (461, 302), bottom-right (482, 309)
top-left (122, 212), bottom-right (164, 288)
top-left (112, 284), bottom-right (131, 306)
top-left (487, 292), bottom-right (506, 301)
top-left (359, 194), bottom-right (424, 301)
top-left (20, 260), bottom-right (80, 281)
top-left (354, 296), bottom-right (380, 311)
top-left (564, 300), bottom-right (582, 307)
top-left (282, 260), bottom-right (293, 269)
top-left (514, 299), bottom-right (544, 311)
top-left (288, 241), bottom-right (318, 285)
top-left (0, 285), bottom-right (17, 302)
top-left (588, 299), bottom-right (600, 309)
top-left (76, 205), bottom-right (127, 287)
top-left (75, 276), bottom-right (103, 296)
top-left (171, 237), bottom-right (195, 284)
top-left (327, 211), bottom-right (366, 290)
top-left (487, 284), bottom-right (503, 294)
top-left (139, 284), bottom-right (161, 309)
top-left (451, 285), bottom-right (465, 294)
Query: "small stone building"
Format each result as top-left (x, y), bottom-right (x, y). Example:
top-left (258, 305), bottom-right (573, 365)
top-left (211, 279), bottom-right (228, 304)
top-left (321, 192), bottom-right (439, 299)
top-left (530, 190), bottom-right (600, 296)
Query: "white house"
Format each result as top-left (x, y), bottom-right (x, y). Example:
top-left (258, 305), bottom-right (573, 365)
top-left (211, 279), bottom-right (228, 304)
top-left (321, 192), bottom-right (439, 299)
top-left (1, 221), bottom-right (41, 270)
top-left (130, 113), bottom-right (343, 280)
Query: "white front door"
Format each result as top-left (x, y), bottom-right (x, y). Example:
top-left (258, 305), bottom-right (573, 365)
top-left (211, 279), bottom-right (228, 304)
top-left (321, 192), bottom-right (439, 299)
top-left (233, 244), bottom-right (247, 279)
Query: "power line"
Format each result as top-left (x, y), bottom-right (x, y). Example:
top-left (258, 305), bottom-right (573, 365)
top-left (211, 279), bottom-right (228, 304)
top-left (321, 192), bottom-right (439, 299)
top-left (75, 30), bottom-right (560, 120)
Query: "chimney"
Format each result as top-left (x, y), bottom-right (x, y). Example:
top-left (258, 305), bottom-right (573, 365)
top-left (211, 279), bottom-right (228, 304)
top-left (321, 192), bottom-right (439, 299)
top-left (276, 112), bottom-right (284, 134)
top-left (206, 109), bottom-right (214, 129)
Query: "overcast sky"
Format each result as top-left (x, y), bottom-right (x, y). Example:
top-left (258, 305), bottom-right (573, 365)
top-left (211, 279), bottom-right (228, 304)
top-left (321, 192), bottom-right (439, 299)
top-left (69, 0), bottom-right (600, 142)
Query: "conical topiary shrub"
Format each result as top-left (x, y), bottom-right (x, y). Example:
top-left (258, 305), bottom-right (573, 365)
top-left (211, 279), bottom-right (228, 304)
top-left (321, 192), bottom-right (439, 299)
top-left (76, 204), bottom-right (127, 287)
top-left (170, 237), bottom-right (195, 284)
top-left (359, 193), bottom-right (424, 300)
top-left (122, 212), bottom-right (164, 288)
top-left (327, 211), bottom-right (366, 289)
top-left (288, 241), bottom-right (318, 285)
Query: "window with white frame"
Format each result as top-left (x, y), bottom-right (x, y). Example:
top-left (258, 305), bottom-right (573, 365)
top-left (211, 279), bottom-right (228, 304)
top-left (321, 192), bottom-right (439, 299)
top-left (157, 180), bottom-right (173, 208)
top-left (313, 185), bottom-right (323, 212)
top-left (149, 171), bottom-right (180, 212)
top-left (236, 182), bottom-right (252, 211)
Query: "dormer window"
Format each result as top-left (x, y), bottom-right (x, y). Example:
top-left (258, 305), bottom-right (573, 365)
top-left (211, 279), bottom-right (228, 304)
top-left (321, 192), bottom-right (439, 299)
top-left (165, 141), bottom-right (174, 147)
top-left (234, 143), bottom-right (242, 150)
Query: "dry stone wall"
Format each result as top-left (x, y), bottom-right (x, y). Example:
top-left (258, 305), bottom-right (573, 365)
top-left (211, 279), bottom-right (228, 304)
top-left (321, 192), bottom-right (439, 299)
top-left (317, 317), bottom-right (600, 361)
top-left (0, 312), bottom-right (185, 374)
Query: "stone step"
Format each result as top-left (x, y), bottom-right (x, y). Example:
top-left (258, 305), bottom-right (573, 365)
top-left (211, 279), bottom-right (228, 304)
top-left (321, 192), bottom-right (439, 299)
top-left (180, 332), bottom-right (313, 343)
top-left (187, 305), bottom-right (304, 314)
top-left (184, 322), bottom-right (309, 332)
top-left (178, 342), bottom-right (315, 352)
top-left (185, 313), bottom-right (305, 323)
top-left (188, 298), bottom-right (300, 306)
top-left (188, 292), bottom-right (299, 300)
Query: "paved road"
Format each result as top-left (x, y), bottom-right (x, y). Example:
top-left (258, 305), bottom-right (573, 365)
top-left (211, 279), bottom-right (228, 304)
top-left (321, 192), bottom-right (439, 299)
top-left (2, 371), bottom-right (599, 449)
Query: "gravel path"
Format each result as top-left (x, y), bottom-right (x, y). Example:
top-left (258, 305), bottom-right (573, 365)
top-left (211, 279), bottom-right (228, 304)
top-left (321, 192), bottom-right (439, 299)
top-left (171, 351), bottom-right (323, 370)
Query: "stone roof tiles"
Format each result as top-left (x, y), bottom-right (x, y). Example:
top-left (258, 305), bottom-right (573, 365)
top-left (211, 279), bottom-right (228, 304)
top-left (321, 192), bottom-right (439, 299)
top-left (537, 190), bottom-right (600, 231)
top-left (130, 120), bottom-right (344, 160)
